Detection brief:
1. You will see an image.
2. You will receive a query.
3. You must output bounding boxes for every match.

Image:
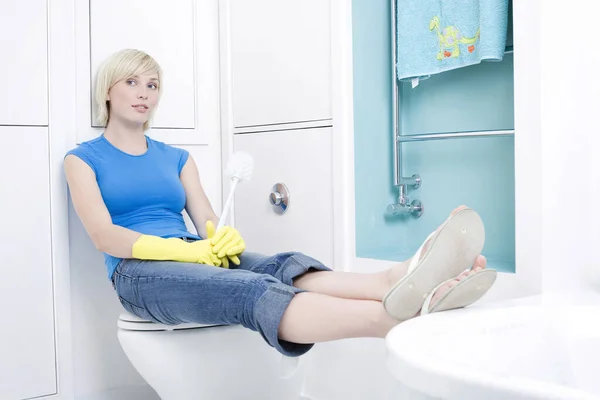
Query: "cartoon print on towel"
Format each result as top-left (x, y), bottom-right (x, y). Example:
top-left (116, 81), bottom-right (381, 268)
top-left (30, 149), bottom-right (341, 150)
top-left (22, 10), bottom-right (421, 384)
top-left (429, 16), bottom-right (480, 60)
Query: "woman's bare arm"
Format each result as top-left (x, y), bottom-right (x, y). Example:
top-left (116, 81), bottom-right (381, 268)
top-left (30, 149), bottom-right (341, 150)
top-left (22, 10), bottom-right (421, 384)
top-left (64, 155), bottom-right (141, 257)
top-left (179, 155), bottom-right (219, 239)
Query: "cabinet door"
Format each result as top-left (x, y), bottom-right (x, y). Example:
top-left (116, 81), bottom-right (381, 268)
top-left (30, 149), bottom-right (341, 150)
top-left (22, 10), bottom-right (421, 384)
top-left (0, 128), bottom-right (56, 399)
top-left (233, 128), bottom-right (333, 267)
top-left (226, 0), bottom-right (332, 128)
top-left (90, 0), bottom-right (195, 129)
top-left (76, 0), bottom-right (220, 145)
top-left (0, 0), bottom-right (48, 126)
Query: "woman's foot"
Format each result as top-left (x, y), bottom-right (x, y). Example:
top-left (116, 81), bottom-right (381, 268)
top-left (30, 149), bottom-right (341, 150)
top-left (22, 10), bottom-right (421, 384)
top-left (386, 205), bottom-right (469, 287)
top-left (416, 254), bottom-right (487, 316)
top-left (382, 205), bottom-right (489, 320)
top-left (385, 254), bottom-right (487, 316)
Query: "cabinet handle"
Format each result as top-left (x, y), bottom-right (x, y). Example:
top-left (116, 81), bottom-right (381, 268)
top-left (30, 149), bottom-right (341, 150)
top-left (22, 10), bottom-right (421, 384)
top-left (269, 183), bottom-right (290, 215)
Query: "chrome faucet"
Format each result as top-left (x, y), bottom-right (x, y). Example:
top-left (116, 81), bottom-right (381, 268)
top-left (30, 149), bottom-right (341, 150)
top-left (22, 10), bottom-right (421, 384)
top-left (386, 174), bottom-right (423, 217)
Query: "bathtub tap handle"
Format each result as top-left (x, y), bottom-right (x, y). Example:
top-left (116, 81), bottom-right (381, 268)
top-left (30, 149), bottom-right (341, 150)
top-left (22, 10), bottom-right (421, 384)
top-left (387, 200), bottom-right (423, 218)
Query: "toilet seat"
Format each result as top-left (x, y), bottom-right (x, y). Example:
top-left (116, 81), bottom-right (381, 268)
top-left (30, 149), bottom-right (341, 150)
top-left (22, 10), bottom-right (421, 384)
top-left (118, 312), bottom-right (222, 331)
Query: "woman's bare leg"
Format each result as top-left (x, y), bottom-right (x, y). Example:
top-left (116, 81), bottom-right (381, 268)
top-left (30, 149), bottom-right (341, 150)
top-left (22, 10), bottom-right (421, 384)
top-left (278, 292), bottom-right (397, 343)
top-left (280, 256), bottom-right (487, 344)
top-left (283, 205), bottom-right (490, 343)
top-left (291, 267), bottom-right (404, 301)
top-left (293, 205), bottom-right (475, 301)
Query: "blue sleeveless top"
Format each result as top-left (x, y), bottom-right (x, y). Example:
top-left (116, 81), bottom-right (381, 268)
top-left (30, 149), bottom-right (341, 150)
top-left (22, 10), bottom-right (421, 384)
top-left (65, 134), bottom-right (201, 280)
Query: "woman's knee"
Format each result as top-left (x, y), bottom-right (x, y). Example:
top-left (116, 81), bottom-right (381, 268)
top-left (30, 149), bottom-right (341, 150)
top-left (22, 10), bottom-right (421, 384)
top-left (267, 252), bottom-right (332, 285)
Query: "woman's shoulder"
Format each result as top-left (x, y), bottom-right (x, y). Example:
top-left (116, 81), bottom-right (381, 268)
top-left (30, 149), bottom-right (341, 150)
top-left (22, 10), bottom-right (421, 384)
top-left (147, 136), bottom-right (190, 172)
top-left (65, 136), bottom-right (104, 156)
top-left (148, 136), bottom-right (188, 156)
top-left (64, 136), bottom-right (105, 170)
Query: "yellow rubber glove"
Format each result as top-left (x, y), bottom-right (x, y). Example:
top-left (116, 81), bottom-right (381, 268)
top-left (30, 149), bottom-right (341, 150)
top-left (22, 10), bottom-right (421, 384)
top-left (132, 235), bottom-right (222, 266)
top-left (206, 221), bottom-right (245, 268)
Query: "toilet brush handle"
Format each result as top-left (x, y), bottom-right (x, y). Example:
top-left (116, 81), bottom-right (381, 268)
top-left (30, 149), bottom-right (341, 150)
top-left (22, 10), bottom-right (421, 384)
top-left (217, 178), bottom-right (239, 231)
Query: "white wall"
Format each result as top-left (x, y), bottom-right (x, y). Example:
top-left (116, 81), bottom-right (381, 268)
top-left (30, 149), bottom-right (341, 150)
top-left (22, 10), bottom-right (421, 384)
top-left (540, 0), bottom-right (600, 295)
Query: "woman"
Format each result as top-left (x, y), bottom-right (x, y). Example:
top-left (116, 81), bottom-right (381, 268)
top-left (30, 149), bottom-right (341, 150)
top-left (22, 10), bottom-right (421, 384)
top-left (64, 49), bottom-right (496, 357)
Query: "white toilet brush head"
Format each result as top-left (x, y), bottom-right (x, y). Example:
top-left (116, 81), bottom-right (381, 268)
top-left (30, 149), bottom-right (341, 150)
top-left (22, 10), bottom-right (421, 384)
top-left (225, 151), bottom-right (254, 182)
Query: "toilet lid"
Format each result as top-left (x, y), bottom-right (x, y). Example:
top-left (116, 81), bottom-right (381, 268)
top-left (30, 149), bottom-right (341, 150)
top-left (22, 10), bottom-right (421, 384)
top-left (117, 312), bottom-right (221, 331)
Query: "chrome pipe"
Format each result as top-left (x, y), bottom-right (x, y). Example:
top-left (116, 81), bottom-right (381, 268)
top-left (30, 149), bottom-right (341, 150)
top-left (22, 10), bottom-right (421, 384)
top-left (397, 130), bottom-right (514, 143)
top-left (389, 0), bottom-right (423, 217)
top-left (400, 174), bottom-right (421, 188)
top-left (391, 0), bottom-right (400, 187)
top-left (398, 182), bottom-right (407, 206)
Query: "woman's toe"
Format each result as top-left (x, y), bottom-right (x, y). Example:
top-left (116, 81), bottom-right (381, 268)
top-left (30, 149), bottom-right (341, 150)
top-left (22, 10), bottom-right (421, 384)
top-left (472, 255), bottom-right (487, 271)
top-left (429, 279), bottom-right (459, 307)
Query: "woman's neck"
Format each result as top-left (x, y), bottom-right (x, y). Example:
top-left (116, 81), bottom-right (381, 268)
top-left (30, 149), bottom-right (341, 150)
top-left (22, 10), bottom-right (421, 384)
top-left (103, 118), bottom-right (148, 155)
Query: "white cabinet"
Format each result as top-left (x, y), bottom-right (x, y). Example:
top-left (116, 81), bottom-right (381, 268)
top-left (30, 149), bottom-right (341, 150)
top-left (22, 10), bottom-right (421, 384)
top-left (76, 0), bottom-right (220, 145)
top-left (233, 128), bottom-right (333, 267)
top-left (223, 0), bottom-right (332, 129)
top-left (89, 0), bottom-right (195, 129)
top-left (0, 0), bottom-right (48, 126)
top-left (0, 127), bottom-right (56, 399)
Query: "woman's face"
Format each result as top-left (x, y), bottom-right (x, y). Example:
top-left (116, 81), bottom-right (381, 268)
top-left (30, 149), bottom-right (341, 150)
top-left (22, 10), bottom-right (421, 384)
top-left (107, 71), bottom-right (160, 127)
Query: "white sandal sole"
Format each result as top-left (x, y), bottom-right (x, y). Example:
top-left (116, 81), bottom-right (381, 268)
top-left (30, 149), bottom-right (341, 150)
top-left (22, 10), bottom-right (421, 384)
top-left (423, 269), bottom-right (497, 315)
top-left (383, 208), bottom-right (485, 320)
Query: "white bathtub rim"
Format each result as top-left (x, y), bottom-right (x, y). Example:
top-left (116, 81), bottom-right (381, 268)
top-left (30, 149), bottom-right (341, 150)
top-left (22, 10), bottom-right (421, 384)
top-left (386, 293), bottom-right (600, 400)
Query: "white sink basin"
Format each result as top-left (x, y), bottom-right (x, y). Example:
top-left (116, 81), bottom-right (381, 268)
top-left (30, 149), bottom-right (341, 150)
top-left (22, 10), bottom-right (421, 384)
top-left (386, 294), bottom-right (600, 400)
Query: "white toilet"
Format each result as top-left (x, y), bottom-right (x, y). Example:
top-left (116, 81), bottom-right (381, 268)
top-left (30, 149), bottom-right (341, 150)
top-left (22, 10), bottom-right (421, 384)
top-left (117, 312), bottom-right (306, 400)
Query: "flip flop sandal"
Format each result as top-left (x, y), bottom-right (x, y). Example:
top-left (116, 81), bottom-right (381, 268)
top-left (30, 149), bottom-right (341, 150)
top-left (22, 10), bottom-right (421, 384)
top-left (420, 269), bottom-right (497, 315)
top-left (383, 207), bottom-right (485, 320)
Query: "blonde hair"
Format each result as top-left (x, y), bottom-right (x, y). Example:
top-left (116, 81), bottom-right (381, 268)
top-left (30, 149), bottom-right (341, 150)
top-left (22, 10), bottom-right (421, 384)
top-left (94, 49), bottom-right (162, 131)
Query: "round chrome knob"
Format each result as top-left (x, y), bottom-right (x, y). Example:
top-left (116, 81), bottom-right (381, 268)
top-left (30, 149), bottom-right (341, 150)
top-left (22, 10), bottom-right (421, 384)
top-left (270, 191), bottom-right (283, 206)
top-left (270, 183), bottom-right (290, 215)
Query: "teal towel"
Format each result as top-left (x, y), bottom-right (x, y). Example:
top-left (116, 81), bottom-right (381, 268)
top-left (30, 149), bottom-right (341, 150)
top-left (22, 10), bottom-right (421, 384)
top-left (396, 0), bottom-right (509, 82)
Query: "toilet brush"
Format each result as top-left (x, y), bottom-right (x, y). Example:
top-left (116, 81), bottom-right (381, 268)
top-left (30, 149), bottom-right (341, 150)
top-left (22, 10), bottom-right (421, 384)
top-left (217, 151), bottom-right (254, 230)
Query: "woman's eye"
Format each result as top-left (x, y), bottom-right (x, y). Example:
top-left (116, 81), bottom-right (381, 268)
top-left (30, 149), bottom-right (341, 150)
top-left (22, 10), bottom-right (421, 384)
top-left (126, 79), bottom-right (136, 86)
top-left (148, 83), bottom-right (158, 90)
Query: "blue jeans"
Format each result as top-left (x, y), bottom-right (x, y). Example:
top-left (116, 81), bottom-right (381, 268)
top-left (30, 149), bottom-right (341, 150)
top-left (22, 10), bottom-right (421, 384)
top-left (112, 251), bottom-right (331, 357)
